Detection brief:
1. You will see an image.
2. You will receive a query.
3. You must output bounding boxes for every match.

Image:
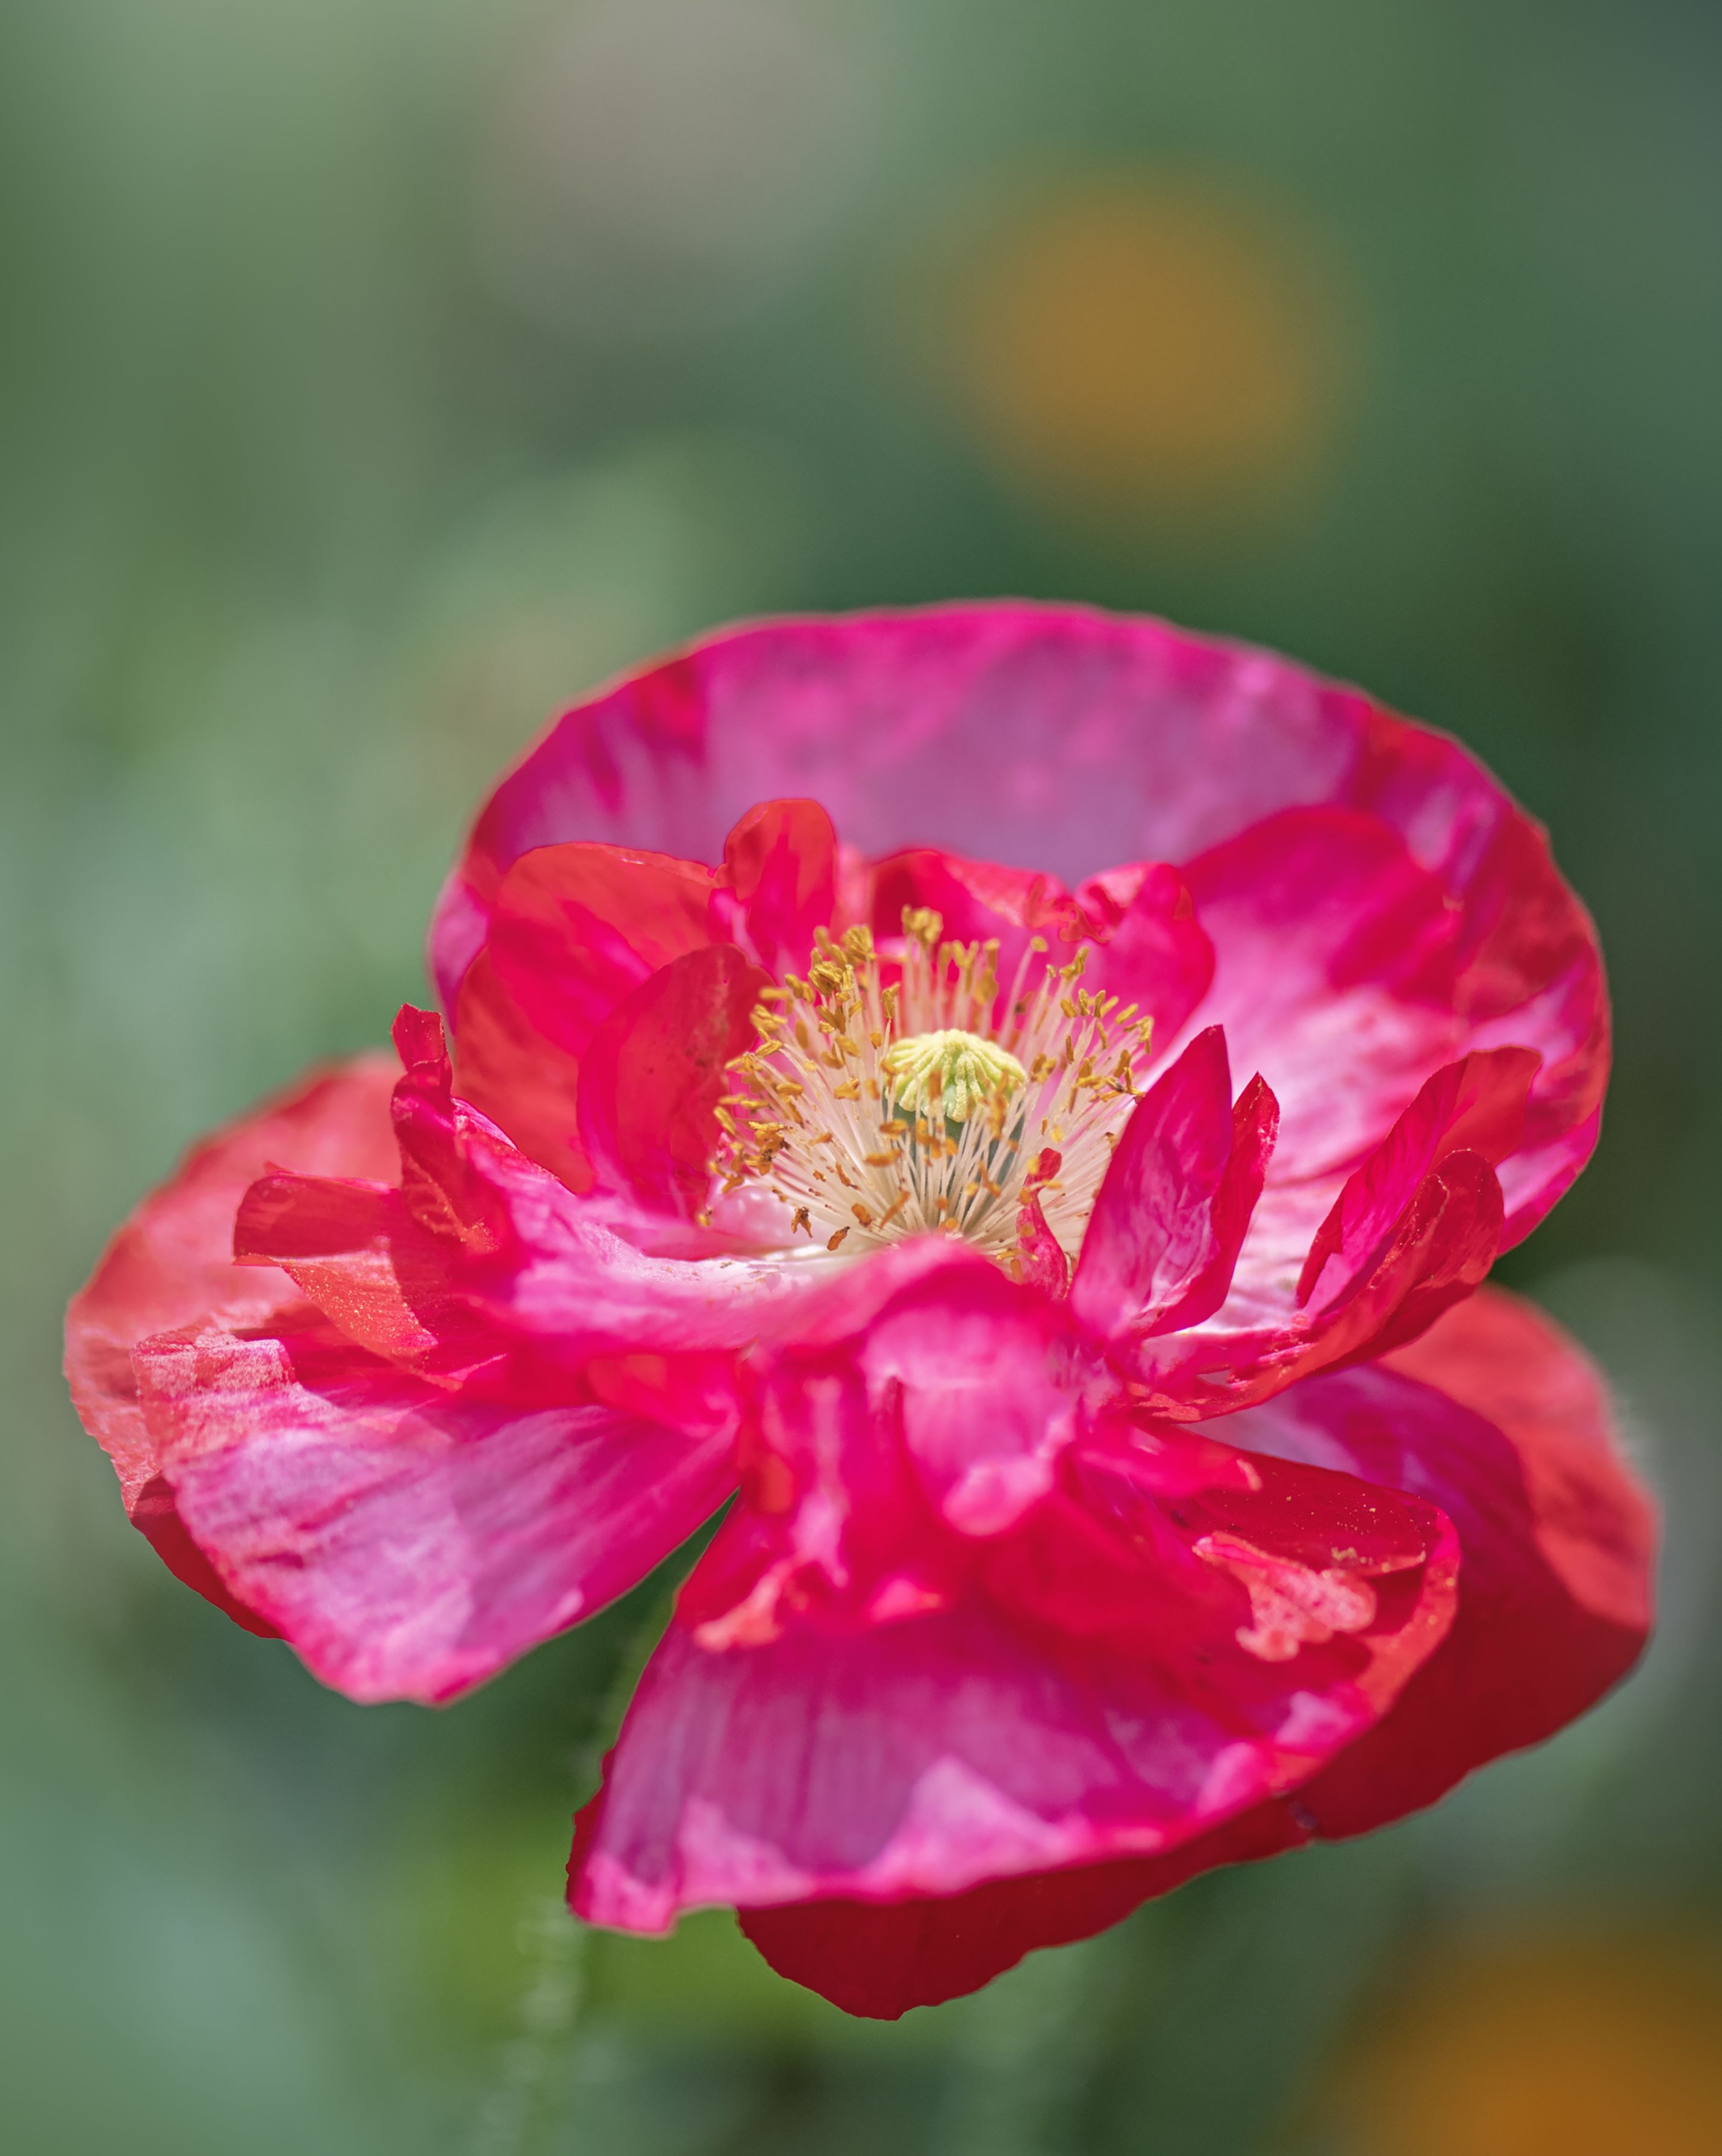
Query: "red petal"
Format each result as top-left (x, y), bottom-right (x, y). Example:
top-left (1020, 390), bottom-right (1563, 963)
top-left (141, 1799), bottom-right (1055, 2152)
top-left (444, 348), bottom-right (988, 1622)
top-left (1070, 1029), bottom-right (1277, 1342)
top-left (716, 799), bottom-right (840, 975)
top-left (737, 1801), bottom-right (1302, 2019)
top-left (451, 841), bottom-right (715, 1183)
top-left (1220, 1285), bottom-right (1655, 1833)
top-left (576, 945), bottom-right (771, 1217)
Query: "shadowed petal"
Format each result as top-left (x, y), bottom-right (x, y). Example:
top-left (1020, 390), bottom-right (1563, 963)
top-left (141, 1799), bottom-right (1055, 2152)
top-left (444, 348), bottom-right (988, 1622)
top-left (577, 946), bottom-right (772, 1217)
top-left (1224, 1285), bottom-right (1655, 1833)
top-left (716, 798), bottom-right (840, 976)
top-left (737, 1801), bottom-right (1301, 2020)
top-left (451, 841), bottom-right (716, 1188)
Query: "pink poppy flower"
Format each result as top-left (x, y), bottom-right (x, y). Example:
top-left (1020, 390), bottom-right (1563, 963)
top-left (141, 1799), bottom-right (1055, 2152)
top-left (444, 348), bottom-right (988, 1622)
top-left (66, 604), bottom-right (1654, 2018)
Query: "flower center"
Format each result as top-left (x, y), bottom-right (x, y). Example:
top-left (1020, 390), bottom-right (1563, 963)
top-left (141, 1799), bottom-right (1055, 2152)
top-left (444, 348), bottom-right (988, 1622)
top-left (878, 1029), bottom-right (1026, 1124)
top-left (711, 909), bottom-right (1156, 1271)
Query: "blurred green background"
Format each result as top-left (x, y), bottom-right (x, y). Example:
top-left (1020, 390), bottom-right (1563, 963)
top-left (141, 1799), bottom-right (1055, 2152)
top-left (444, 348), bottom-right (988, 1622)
top-left (5, 2), bottom-right (1722, 2150)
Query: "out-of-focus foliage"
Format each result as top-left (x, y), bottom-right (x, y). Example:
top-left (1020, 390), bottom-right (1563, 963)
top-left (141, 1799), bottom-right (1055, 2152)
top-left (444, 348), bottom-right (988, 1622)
top-left (3, 2), bottom-right (1720, 2149)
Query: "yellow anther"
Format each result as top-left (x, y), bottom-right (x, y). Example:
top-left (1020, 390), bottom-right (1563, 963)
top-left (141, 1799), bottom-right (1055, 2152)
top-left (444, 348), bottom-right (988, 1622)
top-left (902, 905), bottom-right (944, 949)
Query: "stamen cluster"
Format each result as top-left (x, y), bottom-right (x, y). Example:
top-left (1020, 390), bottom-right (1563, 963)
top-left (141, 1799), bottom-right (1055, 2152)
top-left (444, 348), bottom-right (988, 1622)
top-left (711, 910), bottom-right (1156, 1269)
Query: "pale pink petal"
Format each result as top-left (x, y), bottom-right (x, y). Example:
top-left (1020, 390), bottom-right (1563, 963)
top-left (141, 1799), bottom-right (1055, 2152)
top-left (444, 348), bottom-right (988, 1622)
top-left (64, 1056), bottom-right (399, 1627)
top-left (139, 1315), bottom-right (732, 1703)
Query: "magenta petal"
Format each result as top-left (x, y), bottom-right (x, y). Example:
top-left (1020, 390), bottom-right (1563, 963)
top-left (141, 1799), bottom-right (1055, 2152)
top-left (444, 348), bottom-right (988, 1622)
top-left (573, 1458), bottom-right (1452, 1933)
top-left (1014, 1180), bottom-right (1071, 1299)
top-left (1179, 806), bottom-right (1464, 1183)
top-left (1133, 1042), bottom-right (1546, 1411)
top-left (576, 945), bottom-right (771, 1217)
top-left (1070, 1029), bottom-right (1277, 1344)
top-left (138, 1315), bottom-right (733, 1703)
top-left (1072, 860), bottom-right (1215, 1044)
top-left (675, 1243), bottom-right (1072, 1650)
top-left (432, 605), bottom-right (1603, 1239)
top-left (430, 606), bottom-right (1424, 981)
top-left (572, 1366), bottom-right (1456, 1935)
top-left (841, 1247), bottom-right (1078, 1539)
top-left (1294, 1047), bottom-right (1539, 1309)
top-left (569, 1609), bottom-right (1303, 1929)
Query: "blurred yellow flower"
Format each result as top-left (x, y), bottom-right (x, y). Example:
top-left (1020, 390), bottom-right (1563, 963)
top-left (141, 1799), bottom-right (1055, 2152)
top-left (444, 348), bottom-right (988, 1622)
top-left (1316, 1933), bottom-right (1722, 2156)
top-left (937, 174), bottom-right (1350, 517)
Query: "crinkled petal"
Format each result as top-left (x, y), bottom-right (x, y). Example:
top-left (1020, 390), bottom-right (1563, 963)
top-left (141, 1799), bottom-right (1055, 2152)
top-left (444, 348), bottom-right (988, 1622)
top-left (735, 1291), bottom-right (1652, 2016)
top-left (137, 1313), bottom-right (733, 1703)
top-left (64, 1056), bottom-right (399, 1629)
top-left (1137, 1048), bottom-right (1533, 1413)
top-left (66, 1024), bottom-right (740, 1695)
top-left (1070, 1029), bottom-right (1277, 1344)
top-left (570, 1263), bottom-right (1457, 1945)
top-left (855, 1247), bottom-right (1079, 1539)
top-left (1221, 1285), bottom-right (1655, 1833)
top-left (675, 1243), bottom-right (1067, 1648)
